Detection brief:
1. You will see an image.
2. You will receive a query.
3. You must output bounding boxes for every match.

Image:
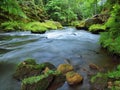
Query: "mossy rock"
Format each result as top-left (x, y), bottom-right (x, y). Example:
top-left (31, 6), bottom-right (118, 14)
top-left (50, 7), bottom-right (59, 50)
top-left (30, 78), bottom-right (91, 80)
top-left (76, 16), bottom-right (104, 30)
top-left (21, 73), bottom-right (53, 90)
top-left (21, 70), bottom-right (65, 90)
top-left (66, 71), bottom-right (83, 85)
top-left (89, 24), bottom-right (106, 34)
top-left (57, 64), bottom-right (74, 74)
top-left (48, 71), bottom-right (66, 90)
top-left (85, 18), bottom-right (103, 29)
top-left (13, 59), bottom-right (56, 81)
top-left (76, 21), bottom-right (86, 30)
top-left (1, 20), bottom-right (63, 33)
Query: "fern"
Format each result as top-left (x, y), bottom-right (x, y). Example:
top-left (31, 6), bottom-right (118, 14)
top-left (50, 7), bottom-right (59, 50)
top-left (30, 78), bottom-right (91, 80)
top-left (0, 0), bottom-right (26, 18)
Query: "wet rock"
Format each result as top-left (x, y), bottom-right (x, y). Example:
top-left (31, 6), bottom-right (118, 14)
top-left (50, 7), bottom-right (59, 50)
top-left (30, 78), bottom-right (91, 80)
top-left (57, 64), bottom-right (74, 74)
top-left (13, 59), bottom-right (56, 81)
top-left (31, 30), bottom-right (46, 34)
top-left (66, 71), bottom-right (83, 85)
top-left (89, 63), bottom-right (100, 71)
top-left (21, 72), bottom-right (53, 90)
top-left (21, 70), bottom-right (65, 90)
top-left (47, 71), bottom-right (66, 90)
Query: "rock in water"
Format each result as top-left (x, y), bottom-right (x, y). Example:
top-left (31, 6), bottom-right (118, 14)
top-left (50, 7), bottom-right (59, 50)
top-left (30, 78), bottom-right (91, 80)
top-left (89, 63), bottom-right (100, 71)
top-left (21, 70), bottom-right (65, 90)
top-left (66, 71), bottom-right (83, 85)
top-left (13, 59), bottom-right (56, 81)
top-left (57, 64), bottom-right (74, 74)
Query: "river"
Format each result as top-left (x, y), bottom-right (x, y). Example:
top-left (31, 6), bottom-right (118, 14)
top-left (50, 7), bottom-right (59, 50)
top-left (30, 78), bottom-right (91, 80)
top-left (0, 27), bottom-right (119, 90)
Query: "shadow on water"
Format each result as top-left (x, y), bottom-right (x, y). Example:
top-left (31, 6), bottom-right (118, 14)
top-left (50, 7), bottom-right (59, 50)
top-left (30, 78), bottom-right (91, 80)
top-left (0, 27), bottom-right (120, 90)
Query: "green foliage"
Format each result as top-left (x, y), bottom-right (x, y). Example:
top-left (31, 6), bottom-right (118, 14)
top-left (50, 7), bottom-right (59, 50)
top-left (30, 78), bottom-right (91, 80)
top-left (78, 0), bottom-right (103, 18)
top-left (0, 0), bottom-right (26, 18)
top-left (100, 4), bottom-right (120, 54)
top-left (70, 20), bottom-right (82, 26)
top-left (91, 65), bottom-right (120, 89)
top-left (1, 20), bottom-right (62, 33)
top-left (108, 65), bottom-right (120, 79)
top-left (89, 24), bottom-right (106, 32)
top-left (91, 72), bottom-right (105, 83)
top-left (45, 0), bottom-right (78, 24)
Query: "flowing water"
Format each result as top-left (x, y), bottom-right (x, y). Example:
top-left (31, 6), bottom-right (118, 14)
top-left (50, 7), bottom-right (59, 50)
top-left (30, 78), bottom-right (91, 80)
top-left (0, 27), bottom-right (119, 90)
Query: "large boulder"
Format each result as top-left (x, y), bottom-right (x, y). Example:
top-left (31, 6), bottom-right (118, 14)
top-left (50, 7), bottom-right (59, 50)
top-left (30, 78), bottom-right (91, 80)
top-left (66, 71), bottom-right (83, 85)
top-left (85, 18), bottom-right (103, 29)
top-left (57, 64), bottom-right (74, 74)
top-left (13, 59), bottom-right (56, 81)
top-left (21, 70), bottom-right (65, 90)
top-left (76, 14), bottom-right (109, 30)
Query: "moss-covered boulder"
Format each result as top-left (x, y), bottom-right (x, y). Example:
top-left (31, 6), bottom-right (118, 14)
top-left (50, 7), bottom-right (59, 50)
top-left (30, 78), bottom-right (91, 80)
top-left (47, 71), bottom-right (66, 90)
top-left (76, 21), bottom-right (86, 30)
top-left (66, 71), bottom-right (83, 85)
top-left (13, 59), bottom-right (56, 81)
top-left (85, 18), bottom-right (103, 29)
top-left (21, 72), bottom-right (53, 90)
top-left (89, 24), bottom-right (106, 34)
top-left (76, 14), bottom-right (109, 30)
top-left (57, 64), bottom-right (74, 74)
top-left (76, 18), bottom-right (102, 30)
top-left (1, 20), bottom-right (63, 33)
top-left (21, 70), bottom-right (65, 90)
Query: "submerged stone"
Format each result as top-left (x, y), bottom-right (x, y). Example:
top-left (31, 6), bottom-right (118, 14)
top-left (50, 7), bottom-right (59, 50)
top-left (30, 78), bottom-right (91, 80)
top-left (66, 71), bottom-right (83, 85)
top-left (57, 64), bottom-right (74, 74)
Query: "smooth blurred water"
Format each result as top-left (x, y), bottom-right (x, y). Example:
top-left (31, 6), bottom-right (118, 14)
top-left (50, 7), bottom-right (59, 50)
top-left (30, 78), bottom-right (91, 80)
top-left (0, 27), bottom-right (119, 90)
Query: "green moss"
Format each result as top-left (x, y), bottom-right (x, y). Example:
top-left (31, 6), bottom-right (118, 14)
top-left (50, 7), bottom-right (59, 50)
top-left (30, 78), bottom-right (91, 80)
top-left (22, 70), bottom-right (61, 85)
top-left (89, 24), bottom-right (106, 32)
top-left (91, 73), bottom-right (106, 83)
top-left (76, 20), bottom-right (85, 28)
top-left (70, 20), bottom-right (81, 26)
top-left (1, 20), bottom-right (63, 33)
top-left (21, 58), bottom-right (36, 65)
top-left (44, 21), bottom-right (57, 30)
top-left (22, 74), bottom-right (47, 85)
